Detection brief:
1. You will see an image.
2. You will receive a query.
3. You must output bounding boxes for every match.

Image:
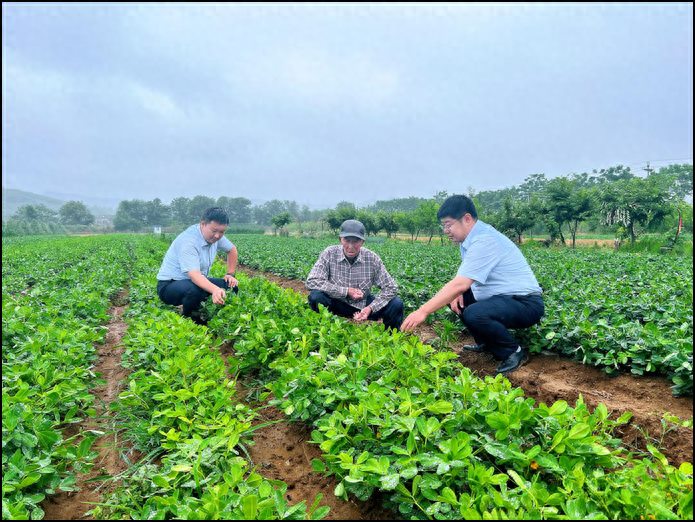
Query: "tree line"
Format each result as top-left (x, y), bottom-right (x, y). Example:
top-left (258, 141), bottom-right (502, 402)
top-left (2, 200), bottom-right (97, 236)
top-left (4, 164), bottom-right (692, 245)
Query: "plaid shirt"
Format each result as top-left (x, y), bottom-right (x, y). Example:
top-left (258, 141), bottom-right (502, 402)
top-left (306, 245), bottom-right (399, 313)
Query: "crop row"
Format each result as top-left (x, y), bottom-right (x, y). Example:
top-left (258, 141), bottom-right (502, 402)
top-left (2, 236), bottom-right (134, 519)
top-left (207, 272), bottom-right (693, 520)
top-left (2, 235), bottom-right (330, 520)
top-left (231, 235), bottom-right (693, 395)
top-left (89, 236), bottom-right (328, 519)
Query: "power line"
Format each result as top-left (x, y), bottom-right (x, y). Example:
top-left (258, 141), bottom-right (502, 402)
top-left (638, 157), bottom-right (693, 164)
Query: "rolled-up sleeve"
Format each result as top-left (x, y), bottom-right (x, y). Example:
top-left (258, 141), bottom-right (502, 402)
top-left (306, 249), bottom-right (348, 299)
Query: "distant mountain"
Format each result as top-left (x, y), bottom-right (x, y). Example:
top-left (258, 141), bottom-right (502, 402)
top-left (41, 190), bottom-right (121, 212)
top-left (2, 188), bottom-right (116, 219)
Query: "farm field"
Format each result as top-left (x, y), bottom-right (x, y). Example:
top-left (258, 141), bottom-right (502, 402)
top-left (232, 235), bottom-right (693, 396)
top-left (2, 234), bottom-right (693, 520)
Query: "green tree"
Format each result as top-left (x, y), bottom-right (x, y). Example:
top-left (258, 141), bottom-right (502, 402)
top-left (356, 211), bottom-right (379, 237)
top-left (146, 198), bottom-right (171, 227)
top-left (542, 177), bottom-right (575, 245)
top-left (254, 200), bottom-right (293, 225)
top-left (541, 176), bottom-right (596, 246)
top-left (475, 187), bottom-right (519, 215)
top-left (395, 211), bottom-right (418, 241)
top-left (59, 201), bottom-right (95, 226)
top-left (323, 209), bottom-right (342, 233)
top-left (335, 201), bottom-right (357, 212)
top-left (649, 164), bottom-right (693, 201)
top-left (413, 200), bottom-right (441, 244)
top-left (366, 196), bottom-right (429, 213)
top-left (565, 188), bottom-right (596, 248)
top-left (376, 211), bottom-right (399, 238)
top-left (113, 200), bottom-right (149, 231)
top-left (600, 176), bottom-right (674, 244)
top-left (518, 173), bottom-right (548, 201)
top-left (594, 164), bottom-right (634, 183)
top-left (322, 204), bottom-right (358, 233)
top-left (12, 204), bottom-right (58, 223)
top-left (188, 195), bottom-right (217, 222)
top-left (170, 197), bottom-right (192, 225)
top-left (271, 212), bottom-right (292, 235)
top-left (217, 196), bottom-right (253, 223)
top-left (494, 197), bottom-right (538, 244)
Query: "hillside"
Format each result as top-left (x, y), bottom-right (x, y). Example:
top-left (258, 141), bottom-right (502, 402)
top-left (2, 188), bottom-right (115, 219)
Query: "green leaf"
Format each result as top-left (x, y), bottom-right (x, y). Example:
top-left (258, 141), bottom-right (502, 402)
top-left (311, 458), bottom-right (326, 472)
top-left (426, 401), bottom-right (453, 414)
top-left (567, 423), bottom-right (591, 440)
top-left (18, 473), bottom-right (42, 490)
top-left (438, 487), bottom-right (458, 506)
top-left (380, 474), bottom-right (400, 490)
top-left (152, 475), bottom-right (169, 488)
top-left (334, 481), bottom-right (346, 499)
top-left (242, 494), bottom-right (258, 519)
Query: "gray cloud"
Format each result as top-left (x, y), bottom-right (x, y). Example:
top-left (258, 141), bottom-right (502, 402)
top-left (3, 3), bottom-right (692, 208)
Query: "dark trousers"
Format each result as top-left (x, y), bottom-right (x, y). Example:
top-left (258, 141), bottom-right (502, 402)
top-left (157, 277), bottom-right (238, 316)
top-left (453, 290), bottom-right (544, 359)
top-left (308, 290), bottom-right (404, 331)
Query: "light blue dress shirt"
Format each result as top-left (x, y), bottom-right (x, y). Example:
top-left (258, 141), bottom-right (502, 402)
top-left (457, 220), bottom-right (542, 301)
top-left (157, 224), bottom-right (234, 280)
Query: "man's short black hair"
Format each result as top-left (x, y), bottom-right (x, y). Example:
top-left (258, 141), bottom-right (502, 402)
top-left (201, 207), bottom-right (229, 225)
top-left (436, 195), bottom-right (478, 220)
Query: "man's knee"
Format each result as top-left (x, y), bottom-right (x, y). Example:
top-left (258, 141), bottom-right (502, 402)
top-left (461, 304), bottom-right (485, 328)
top-left (386, 296), bottom-right (404, 315)
top-left (379, 297), bottom-right (404, 330)
top-left (308, 290), bottom-right (331, 311)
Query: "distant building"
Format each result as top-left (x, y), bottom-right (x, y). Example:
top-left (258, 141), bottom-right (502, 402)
top-left (153, 226), bottom-right (162, 234)
top-left (94, 215), bottom-right (113, 227)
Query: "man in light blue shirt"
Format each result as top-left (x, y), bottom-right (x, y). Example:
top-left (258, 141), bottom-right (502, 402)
top-left (157, 207), bottom-right (239, 325)
top-left (402, 195), bottom-right (544, 374)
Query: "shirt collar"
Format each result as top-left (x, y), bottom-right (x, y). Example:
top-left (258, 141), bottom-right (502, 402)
top-left (461, 220), bottom-right (484, 251)
top-left (338, 246), bottom-right (363, 264)
top-left (195, 224), bottom-right (211, 248)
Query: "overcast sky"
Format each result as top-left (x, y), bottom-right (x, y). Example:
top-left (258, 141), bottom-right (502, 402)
top-left (2, 3), bottom-right (693, 209)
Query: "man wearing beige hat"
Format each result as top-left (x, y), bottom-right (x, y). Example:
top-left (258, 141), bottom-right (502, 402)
top-left (306, 219), bottom-right (404, 330)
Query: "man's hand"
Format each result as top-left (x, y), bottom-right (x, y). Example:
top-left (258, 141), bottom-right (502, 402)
top-left (224, 274), bottom-right (238, 288)
top-left (211, 287), bottom-right (227, 305)
top-left (353, 306), bottom-right (372, 322)
top-left (347, 287), bottom-right (364, 300)
top-left (401, 309), bottom-right (428, 332)
top-left (449, 294), bottom-right (465, 315)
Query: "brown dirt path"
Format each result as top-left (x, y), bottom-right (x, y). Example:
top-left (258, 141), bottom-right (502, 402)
top-left (238, 265), bottom-right (693, 466)
top-left (42, 291), bottom-right (134, 520)
top-left (245, 398), bottom-right (395, 520)
top-left (218, 345), bottom-right (396, 520)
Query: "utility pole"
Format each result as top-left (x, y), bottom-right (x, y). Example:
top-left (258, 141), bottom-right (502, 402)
top-left (643, 161), bottom-right (654, 176)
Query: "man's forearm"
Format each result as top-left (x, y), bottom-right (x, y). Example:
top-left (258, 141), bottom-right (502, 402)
top-left (419, 277), bottom-right (471, 315)
top-left (226, 247), bottom-right (238, 274)
top-left (189, 271), bottom-right (218, 294)
top-left (306, 277), bottom-right (348, 299)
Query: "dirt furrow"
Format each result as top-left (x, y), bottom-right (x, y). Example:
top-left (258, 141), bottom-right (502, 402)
top-left (42, 292), bottom-right (133, 520)
top-left (238, 265), bottom-right (693, 465)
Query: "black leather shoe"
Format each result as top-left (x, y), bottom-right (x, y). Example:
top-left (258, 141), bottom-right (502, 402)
top-left (496, 348), bottom-right (529, 374)
top-left (463, 343), bottom-right (486, 352)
